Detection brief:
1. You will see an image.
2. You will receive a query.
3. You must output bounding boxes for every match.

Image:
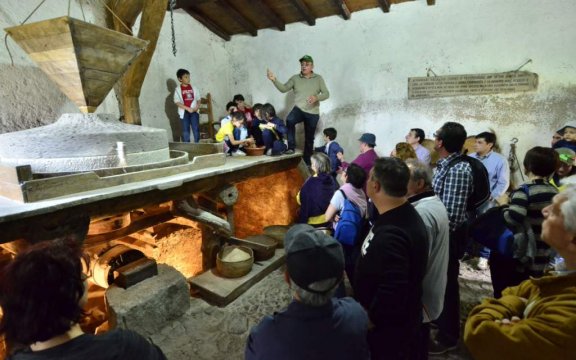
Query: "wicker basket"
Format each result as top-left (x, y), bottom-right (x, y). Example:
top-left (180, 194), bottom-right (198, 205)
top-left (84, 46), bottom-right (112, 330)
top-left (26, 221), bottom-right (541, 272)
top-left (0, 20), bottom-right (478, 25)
top-left (216, 246), bottom-right (254, 278)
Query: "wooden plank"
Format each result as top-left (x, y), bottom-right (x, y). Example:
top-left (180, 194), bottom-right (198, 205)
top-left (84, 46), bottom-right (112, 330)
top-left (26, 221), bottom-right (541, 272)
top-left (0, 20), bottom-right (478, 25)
top-left (189, 249), bottom-right (285, 306)
top-left (216, 0), bottom-right (258, 36)
top-left (288, 0), bottom-right (316, 25)
top-left (85, 210), bottom-right (174, 245)
top-left (0, 182), bottom-right (26, 203)
top-left (378, 0), bottom-right (390, 13)
top-left (0, 155), bottom-right (302, 243)
top-left (0, 164), bottom-right (32, 184)
top-left (184, 6), bottom-right (231, 41)
top-left (20, 153), bottom-right (226, 202)
top-left (4, 16), bottom-right (71, 39)
top-left (253, 0), bottom-right (285, 31)
top-left (332, 0), bottom-right (351, 20)
top-left (408, 71), bottom-right (539, 99)
top-left (13, 33), bottom-right (73, 54)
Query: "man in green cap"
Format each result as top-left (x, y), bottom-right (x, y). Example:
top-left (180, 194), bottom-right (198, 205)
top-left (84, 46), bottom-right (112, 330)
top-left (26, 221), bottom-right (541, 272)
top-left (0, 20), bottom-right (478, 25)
top-left (267, 55), bottom-right (330, 165)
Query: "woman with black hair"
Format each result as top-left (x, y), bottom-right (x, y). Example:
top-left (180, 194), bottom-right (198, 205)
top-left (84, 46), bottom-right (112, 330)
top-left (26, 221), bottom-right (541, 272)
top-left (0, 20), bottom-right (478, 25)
top-left (0, 240), bottom-right (166, 360)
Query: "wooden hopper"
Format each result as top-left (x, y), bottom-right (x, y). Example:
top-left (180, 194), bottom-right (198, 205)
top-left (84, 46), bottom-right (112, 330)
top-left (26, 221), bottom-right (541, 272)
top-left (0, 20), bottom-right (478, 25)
top-left (5, 17), bottom-right (148, 113)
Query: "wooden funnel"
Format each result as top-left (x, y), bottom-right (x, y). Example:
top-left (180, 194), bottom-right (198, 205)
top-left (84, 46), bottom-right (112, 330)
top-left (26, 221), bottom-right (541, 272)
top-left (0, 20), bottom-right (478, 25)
top-left (5, 17), bottom-right (148, 113)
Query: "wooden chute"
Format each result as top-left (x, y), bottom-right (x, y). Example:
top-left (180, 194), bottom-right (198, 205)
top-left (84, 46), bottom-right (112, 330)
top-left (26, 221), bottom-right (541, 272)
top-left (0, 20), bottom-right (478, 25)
top-left (5, 16), bottom-right (148, 113)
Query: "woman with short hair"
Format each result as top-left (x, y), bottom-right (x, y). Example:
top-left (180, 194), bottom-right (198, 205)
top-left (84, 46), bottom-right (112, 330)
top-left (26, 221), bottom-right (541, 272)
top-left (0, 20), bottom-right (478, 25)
top-left (0, 240), bottom-right (166, 360)
top-left (297, 152), bottom-right (338, 227)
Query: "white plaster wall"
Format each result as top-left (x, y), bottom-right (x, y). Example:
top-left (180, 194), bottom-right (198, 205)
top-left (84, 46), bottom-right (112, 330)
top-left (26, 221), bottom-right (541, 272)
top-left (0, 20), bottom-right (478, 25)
top-left (226, 0), bottom-right (576, 183)
top-left (137, 9), bottom-right (231, 140)
top-left (0, 3), bottom-right (232, 141)
top-left (1, 0), bottom-right (575, 183)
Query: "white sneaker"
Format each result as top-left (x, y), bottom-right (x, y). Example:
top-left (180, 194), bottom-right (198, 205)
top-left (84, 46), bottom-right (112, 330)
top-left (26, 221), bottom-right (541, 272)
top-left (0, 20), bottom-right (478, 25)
top-left (477, 257), bottom-right (489, 270)
top-left (231, 150), bottom-right (246, 157)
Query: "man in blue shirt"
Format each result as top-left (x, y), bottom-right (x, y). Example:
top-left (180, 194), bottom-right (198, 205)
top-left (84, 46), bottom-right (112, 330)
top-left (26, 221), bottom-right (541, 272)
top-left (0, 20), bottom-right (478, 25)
top-left (469, 132), bottom-right (510, 269)
top-left (245, 224), bottom-right (370, 360)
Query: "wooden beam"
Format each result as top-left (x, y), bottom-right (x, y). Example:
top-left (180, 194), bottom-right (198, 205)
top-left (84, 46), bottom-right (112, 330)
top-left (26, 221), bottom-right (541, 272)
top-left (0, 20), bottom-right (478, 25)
top-left (107, 0), bottom-right (166, 125)
top-left (427, 0), bottom-right (436, 5)
top-left (378, 0), bottom-right (390, 13)
top-left (288, 0), bottom-right (316, 26)
top-left (184, 6), bottom-right (231, 41)
top-left (216, 0), bottom-right (258, 36)
top-left (332, 0), bottom-right (351, 20)
top-left (253, 0), bottom-right (285, 31)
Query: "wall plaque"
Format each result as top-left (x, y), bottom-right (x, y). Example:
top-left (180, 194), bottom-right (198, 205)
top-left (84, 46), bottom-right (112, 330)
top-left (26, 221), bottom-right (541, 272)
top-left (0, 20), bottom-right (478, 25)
top-left (408, 71), bottom-right (538, 99)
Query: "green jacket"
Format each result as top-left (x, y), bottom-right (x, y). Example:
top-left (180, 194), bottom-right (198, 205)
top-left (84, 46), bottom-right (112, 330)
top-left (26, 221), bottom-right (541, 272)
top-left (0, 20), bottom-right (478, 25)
top-left (272, 73), bottom-right (329, 115)
top-left (464, 272), bottom-right (576, 360)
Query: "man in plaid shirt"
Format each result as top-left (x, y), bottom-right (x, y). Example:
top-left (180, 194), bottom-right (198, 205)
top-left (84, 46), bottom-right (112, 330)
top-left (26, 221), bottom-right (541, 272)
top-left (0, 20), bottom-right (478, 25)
top-left (430, 122), bottom-right (473, 355)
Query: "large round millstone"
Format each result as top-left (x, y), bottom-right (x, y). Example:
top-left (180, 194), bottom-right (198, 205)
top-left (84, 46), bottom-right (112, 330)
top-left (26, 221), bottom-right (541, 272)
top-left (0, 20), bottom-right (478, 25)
top-left (0, 113), bottom-right (170, 173)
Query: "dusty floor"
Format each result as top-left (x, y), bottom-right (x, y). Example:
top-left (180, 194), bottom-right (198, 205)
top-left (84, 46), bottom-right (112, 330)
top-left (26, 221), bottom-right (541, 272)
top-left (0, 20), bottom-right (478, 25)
top-left (151, 261), bottom-right (492, 360)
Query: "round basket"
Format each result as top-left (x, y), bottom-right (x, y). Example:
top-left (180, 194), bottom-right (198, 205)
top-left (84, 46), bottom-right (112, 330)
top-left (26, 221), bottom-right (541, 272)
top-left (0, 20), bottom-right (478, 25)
top-left (263, 225), bottom-right (291, 248)
top-left (244, 146), bottom-right (266, 156)
top-left (216, 246), bottom-right (254, 278)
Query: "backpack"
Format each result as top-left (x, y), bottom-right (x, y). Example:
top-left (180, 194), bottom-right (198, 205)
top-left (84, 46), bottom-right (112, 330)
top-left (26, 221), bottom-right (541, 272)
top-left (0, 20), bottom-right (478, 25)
top-left (447, 155), bottom-right (490, 212)
top-left (334, 190), bottom-right (365, 246)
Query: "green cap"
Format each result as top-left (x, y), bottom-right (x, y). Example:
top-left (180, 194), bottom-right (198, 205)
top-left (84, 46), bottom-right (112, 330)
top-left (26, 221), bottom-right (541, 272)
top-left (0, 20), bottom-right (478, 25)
top-left (299, 55), bottom-right (314, 63)
top-left (555, 147), bottom-right (575, 165)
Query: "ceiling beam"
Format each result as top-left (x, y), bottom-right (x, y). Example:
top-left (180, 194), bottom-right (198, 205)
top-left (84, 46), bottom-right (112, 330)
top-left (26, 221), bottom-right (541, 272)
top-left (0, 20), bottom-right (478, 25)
top-left (184, 6), bottom-right (231, 41)
top-left (332, 0), bottom-right (351, 20)
top-left (378, 0), bottom-right (390, 13)
top-left (216, 0), bottom-right (258, 36)
top-left (288, 0), bottom-right (316, 25)
top-left (253, 0), bottom-right (285, 31)
top-left (427, 0), bottom-right (436, 5)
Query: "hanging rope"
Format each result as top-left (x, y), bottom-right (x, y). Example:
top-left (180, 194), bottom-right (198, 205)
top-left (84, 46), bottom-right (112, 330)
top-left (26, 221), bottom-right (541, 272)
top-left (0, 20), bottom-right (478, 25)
top-left (99, 0), bottom-right (134, 35)
top-left (68, 0), bottom-right (72, 17)
top-left (79, 0), bottom-right (86, 21)
top-left (4, 0), bottom-right (48, 66)
top-left (170, 0), bottom-right (177, 56)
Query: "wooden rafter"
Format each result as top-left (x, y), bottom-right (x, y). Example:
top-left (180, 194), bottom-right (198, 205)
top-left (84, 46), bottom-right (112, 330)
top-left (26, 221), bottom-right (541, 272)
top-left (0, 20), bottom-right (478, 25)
top-left (332, 0), bottom-right (351, 20)
top-left (253, 0), bottom-right (285, 31)
top-left (378, 0), bottom-right (390, 13)
top-left (217, 0), bottom-right (258, 36)
top-left (288, 0), bottom-right (316, 25)
top-left (184, 5), bottom-right (231, 41)
top-left (427, 0), bottom-right (436, 5)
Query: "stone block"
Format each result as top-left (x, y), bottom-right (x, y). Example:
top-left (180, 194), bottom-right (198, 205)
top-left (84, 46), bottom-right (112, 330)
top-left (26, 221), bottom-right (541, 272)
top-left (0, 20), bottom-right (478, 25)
top-left (106, 264), bottom-right (190, 337)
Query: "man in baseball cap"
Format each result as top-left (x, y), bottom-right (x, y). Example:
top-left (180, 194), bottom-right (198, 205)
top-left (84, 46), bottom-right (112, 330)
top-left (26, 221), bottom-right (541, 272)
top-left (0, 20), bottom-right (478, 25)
top-left (266, 55), bottom-right (330, 165)
top-left (245, 224), bottom-right (369, 360)
top-left (337, 133), bottom-right (379, 189)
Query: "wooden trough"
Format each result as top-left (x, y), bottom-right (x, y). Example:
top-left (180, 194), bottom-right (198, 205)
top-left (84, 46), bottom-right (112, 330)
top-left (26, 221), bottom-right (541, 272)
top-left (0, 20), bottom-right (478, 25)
top-left (0, 143), bottom-right (225, 203)
top-left (4, 16), bottom-right (148, 113)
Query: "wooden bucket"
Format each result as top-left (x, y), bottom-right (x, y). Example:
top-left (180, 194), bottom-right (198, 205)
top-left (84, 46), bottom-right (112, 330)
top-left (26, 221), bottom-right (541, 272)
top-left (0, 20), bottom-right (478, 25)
top-left (263, 225), bottom-right (290, 248)
top-left (216, 245), bottom-right (253, 278)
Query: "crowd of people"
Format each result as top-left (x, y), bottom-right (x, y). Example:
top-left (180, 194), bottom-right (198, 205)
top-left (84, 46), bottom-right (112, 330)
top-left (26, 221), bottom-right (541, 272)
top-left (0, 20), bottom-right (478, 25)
top-left (2, 56), bottom-right (575, 359)
top-left (248, 120), bottom-right (576, 359)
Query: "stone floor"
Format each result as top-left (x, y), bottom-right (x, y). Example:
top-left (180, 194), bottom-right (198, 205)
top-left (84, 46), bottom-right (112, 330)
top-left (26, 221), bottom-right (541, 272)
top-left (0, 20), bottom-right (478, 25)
top-left (152, 261), bottom-right (493, 360)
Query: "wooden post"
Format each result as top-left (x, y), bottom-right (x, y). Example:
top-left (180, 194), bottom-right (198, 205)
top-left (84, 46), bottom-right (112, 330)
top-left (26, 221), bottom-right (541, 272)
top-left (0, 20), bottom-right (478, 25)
top-left (107, 0), bottom-right (167, 125)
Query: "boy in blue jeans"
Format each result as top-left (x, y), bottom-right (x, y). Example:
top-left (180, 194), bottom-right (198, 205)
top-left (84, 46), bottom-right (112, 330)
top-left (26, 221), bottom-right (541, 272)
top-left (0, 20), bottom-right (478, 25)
top-left (315, 127), bottom-right (343, 177)
top-left (174, 69), bottom-right (200, 143)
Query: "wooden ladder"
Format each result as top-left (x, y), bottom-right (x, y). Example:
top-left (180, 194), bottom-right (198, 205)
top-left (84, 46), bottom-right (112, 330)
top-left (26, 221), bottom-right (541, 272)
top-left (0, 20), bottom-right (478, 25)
top-left (199, 93), bottom-right (215, 139)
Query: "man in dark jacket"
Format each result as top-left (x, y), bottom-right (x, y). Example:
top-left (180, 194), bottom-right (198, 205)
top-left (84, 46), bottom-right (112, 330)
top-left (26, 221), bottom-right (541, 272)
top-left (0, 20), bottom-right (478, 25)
top-left (245, 224), bottom-right (370, 360)
top-left (354, 157), bottom-right (429, 359)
